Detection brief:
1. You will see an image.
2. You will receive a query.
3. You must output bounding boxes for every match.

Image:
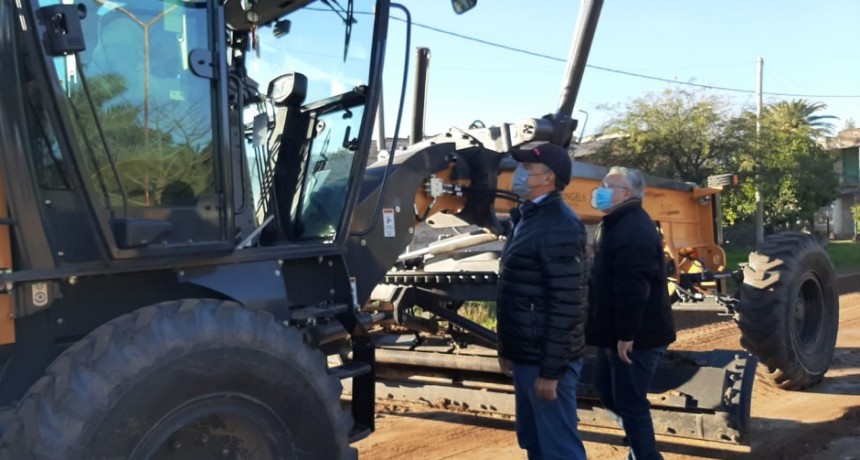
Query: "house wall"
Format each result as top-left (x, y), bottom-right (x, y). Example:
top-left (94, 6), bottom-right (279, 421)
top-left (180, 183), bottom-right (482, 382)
top-left (817, 132), bottom-right (860, 239)
top-left (836, 194), bottom-right (856, 237)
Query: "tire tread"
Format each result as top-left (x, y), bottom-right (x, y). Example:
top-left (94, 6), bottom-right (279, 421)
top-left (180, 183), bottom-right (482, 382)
top-left (0, 299), bottom-right (353, 459)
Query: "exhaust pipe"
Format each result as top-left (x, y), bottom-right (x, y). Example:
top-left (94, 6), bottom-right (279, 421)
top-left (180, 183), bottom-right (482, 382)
top-left (410, 47), bottom-right (431, 144)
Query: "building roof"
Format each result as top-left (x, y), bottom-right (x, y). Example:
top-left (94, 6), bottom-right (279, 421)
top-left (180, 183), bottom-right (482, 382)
top-left (572, 133), bottom-right (624, 158)
top-left (818, 128), bottom-right (860, 150)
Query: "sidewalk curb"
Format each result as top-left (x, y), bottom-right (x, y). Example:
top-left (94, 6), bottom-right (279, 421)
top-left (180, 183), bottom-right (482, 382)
top-left (837, 271), bottom-right (860, 295)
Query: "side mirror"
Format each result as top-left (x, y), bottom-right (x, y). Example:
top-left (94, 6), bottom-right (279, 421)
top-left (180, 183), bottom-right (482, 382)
top-left (36, 4), bottom-right (87, 56)
top-left (706, 173), bottom-right (739, 189)
top-left (273, 19), bottom-right (291, 38)
top-left (451, 0), bottom-right (477, 14)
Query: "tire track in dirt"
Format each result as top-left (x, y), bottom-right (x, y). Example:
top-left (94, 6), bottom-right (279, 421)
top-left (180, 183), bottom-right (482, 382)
top-left (365, 409), bottom-right (521, 460)
top-left (737, 291), bottom-right (860, 459)
top-left (672, 318), bottom-right (740, 352)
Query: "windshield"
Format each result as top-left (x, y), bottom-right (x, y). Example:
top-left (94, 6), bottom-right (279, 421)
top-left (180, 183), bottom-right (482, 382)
top-left (33, 0), bottom-right (381, 247)
top-left (243, 1), bottom-right (378, 242)
top-left (247, 4), bottom-right (373, 103)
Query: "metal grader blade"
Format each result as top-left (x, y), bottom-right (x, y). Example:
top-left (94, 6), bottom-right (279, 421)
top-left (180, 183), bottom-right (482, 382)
top-left (360, 343), bottom-right (756, 445)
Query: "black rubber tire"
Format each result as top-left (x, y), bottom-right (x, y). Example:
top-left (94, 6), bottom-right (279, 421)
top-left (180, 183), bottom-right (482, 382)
top-left (0, 299), bottom-right (354, 460)
top-left (737, 232), bottom-right (839, 390)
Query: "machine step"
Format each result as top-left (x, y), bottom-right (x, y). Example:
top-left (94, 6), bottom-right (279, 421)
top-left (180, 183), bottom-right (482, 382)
top-left (328, 360), bottom-right (372, 380)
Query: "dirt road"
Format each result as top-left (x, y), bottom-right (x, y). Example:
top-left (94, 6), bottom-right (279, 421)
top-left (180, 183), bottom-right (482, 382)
top-left (356, 293), bottom-right (860, 460)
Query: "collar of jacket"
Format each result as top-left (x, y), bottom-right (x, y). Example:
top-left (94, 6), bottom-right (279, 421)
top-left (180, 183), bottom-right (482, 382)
top-left (602, 198), bottom-right (642, 228)
top-left (513, 191), bottom-right (563, 224)
top-left (519, 190), bottom-right (561, 218)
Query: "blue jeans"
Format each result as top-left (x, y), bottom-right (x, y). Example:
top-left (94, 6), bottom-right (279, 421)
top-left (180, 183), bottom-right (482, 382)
top-left (594, 346), bottom-right (666, 460)
top-left (512, 361), bottom-right (586, 460)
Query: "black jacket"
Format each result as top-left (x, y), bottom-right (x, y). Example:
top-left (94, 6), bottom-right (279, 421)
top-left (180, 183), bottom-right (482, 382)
top-left (497, 191), bottom-right (587, 379)
top-left (586, 199), bottom-right (676, 349)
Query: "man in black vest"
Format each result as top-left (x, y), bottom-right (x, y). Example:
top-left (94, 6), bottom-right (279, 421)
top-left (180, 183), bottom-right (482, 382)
top-left (497, 143), bottom-right (587, 460)
top-left (587, 166), bottom-right (676, 460)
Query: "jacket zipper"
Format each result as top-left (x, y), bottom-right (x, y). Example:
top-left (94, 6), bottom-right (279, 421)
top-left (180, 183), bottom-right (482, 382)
top-left (530, 302), bottom-right (538, 339)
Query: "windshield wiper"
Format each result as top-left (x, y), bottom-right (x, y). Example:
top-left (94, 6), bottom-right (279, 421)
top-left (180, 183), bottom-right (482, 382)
top-left (319, 0), bottom-right (355, 61)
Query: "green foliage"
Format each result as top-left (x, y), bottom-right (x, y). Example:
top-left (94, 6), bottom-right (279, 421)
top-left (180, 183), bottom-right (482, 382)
top-left (722, 246), bottom-right (751, 272)
top-left (763, 99), bottom-right (837, 136)
top-left (459, 301), bottom-right (497, 331)
top-left (827, 240), bottom-right (860, 270)
top-left (852, 204), bottom-right (860, 233)
top-left (592, 89), bottom-right (742, 184)
top-left (593, 89), bottom-right (839, 231)
top-left (721, 103), bottom-right (839, 231)
top-left (727, 240), bottom-right (860, 274)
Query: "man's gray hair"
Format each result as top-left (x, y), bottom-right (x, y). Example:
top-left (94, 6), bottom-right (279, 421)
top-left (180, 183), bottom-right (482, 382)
top-left (608, 166), bottom-right (646, 199)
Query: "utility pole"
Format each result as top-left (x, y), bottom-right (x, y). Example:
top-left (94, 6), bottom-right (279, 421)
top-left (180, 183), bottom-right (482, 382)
top-left (755, 57), bottom-right (764, 247)
top-left (576, 109), bottom-right (589, 143)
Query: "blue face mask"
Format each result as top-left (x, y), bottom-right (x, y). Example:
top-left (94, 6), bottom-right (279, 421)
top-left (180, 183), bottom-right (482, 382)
top-left (512, 165), bottom-right (531, 198)
top-left (591, 187), bottom-right (615, 211)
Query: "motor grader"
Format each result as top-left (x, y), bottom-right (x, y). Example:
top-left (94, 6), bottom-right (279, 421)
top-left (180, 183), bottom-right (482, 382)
top-left (0, 0), bottom-right (838, 458)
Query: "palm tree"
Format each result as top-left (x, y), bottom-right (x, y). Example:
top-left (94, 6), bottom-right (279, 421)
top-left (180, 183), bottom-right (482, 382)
top-left (763, 99), bottom-right (838, 136)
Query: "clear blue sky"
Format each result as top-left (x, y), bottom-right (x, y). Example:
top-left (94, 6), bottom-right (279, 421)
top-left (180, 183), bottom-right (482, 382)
top-left (378, 0), bottom-right (860, 140)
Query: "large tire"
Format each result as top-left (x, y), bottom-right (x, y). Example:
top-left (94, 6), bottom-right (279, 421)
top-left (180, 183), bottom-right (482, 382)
top-left (0, 299), bottom-right (354, 460)
top-left (737, 232), bottom-right (839, 390)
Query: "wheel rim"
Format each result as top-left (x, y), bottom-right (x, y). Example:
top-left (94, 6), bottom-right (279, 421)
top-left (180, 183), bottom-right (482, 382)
top-left (130, 393), bottom-right (295, 460)
top-left (792, 273), bottom-right (826, 356)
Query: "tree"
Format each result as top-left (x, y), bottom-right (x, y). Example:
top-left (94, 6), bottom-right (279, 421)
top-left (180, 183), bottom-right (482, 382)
top-left (588, 89), bottom-right (839, 232)
top-left (720, 104), bottom-right (838, 231)
top-left (590, 89), bottom-right (743, 185)
top-left (763, 99), bottom-right (837, 136)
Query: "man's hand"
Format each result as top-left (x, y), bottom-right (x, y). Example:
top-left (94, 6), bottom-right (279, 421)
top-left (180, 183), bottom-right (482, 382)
top-left (499, 357), bottom-right (513, 377)
top-left (535, 377), bottom-right (558, 401)
top-left (617, 340), bottom-right (634, 365)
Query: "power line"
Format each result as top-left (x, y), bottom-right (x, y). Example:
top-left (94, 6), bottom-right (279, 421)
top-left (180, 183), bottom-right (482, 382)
top-left (406, 19), bottom-right (565, 62)
top-left (585, 64), bottom-right (860, 98)
top-left (403, 18), bottom-right (860, 99)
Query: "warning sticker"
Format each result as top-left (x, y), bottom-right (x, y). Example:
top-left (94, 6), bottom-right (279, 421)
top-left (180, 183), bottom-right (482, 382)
top-left (383, 208), bottom-right (396, 237)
